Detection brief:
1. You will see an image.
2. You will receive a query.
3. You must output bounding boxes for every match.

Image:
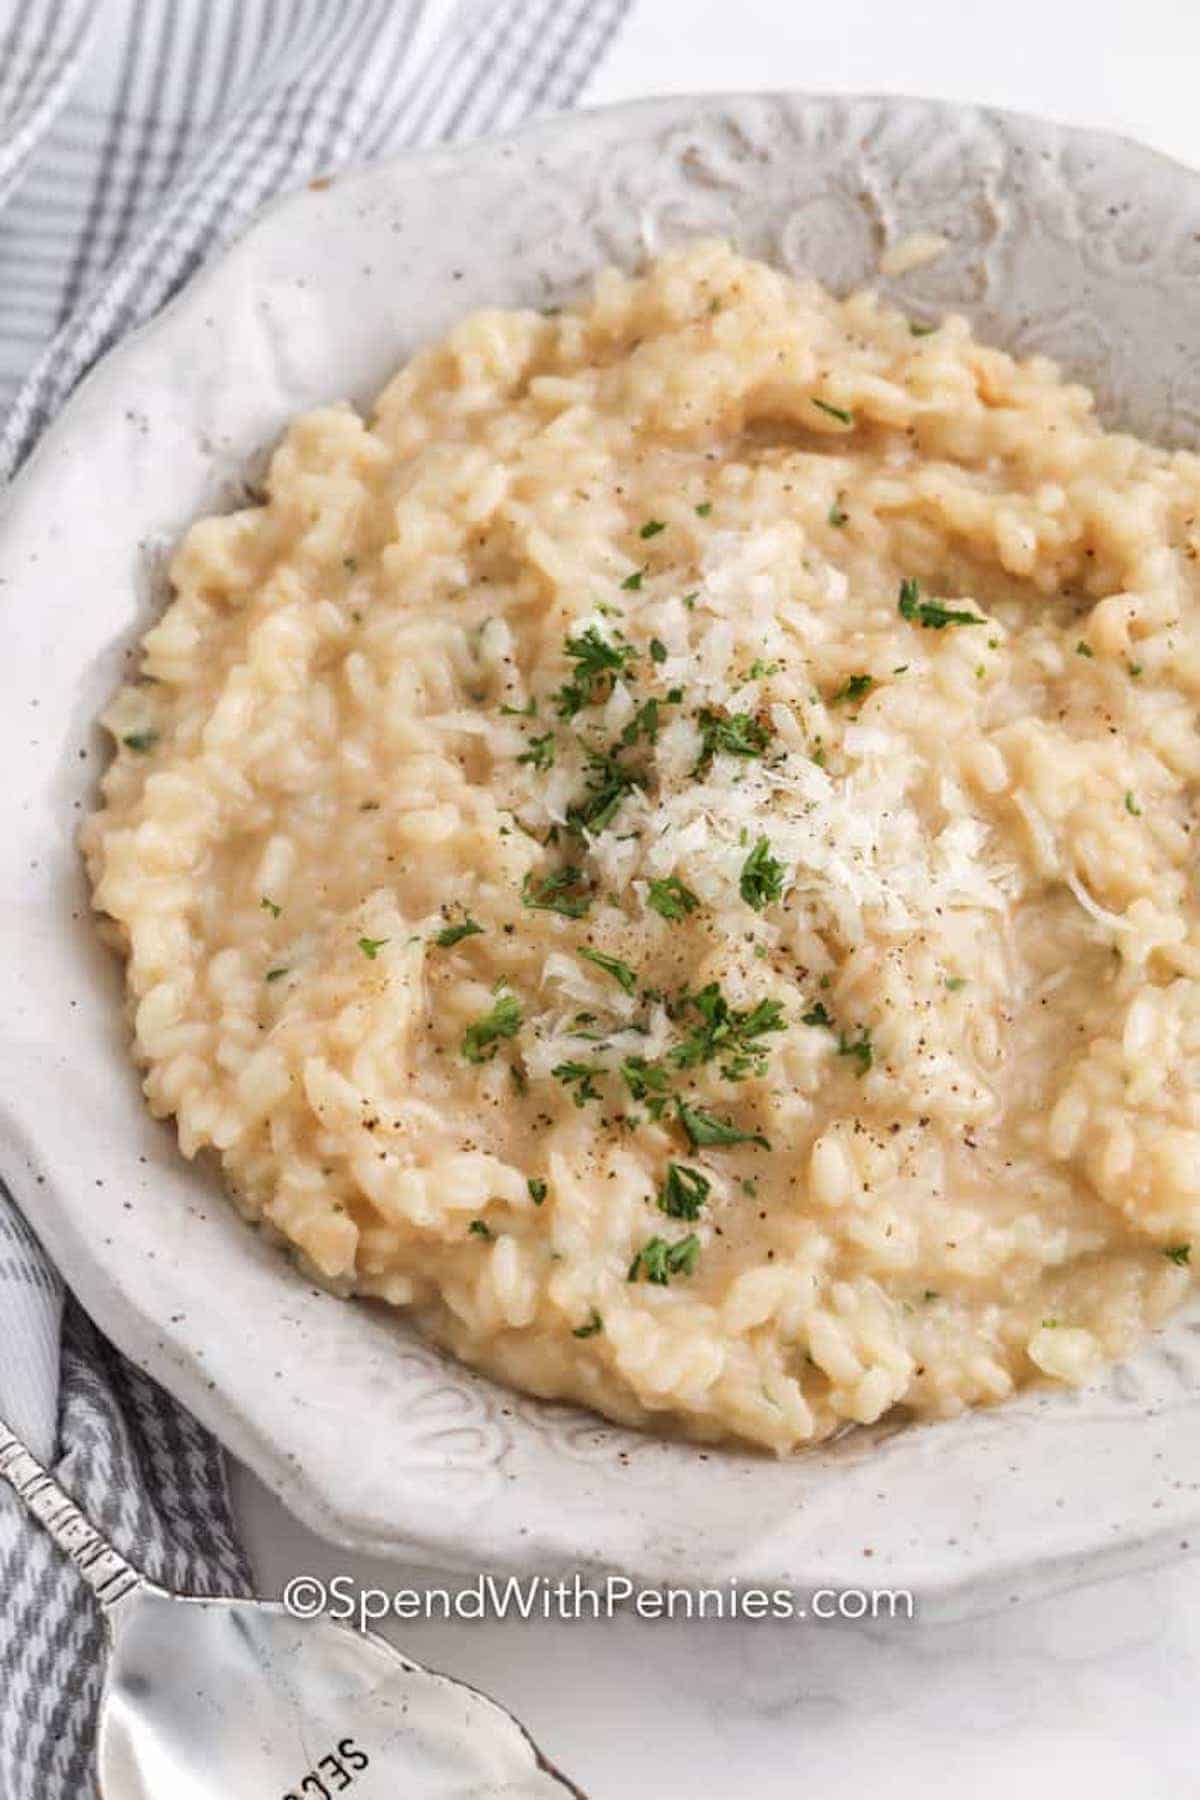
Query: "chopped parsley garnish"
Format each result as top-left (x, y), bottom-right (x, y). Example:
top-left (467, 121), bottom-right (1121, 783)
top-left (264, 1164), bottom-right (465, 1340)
top-left (909, 320), bottom-right (937, 337)
top-left (620, 568), bottom-right (645, 592)
top-left (518, 731), bottom-right (556, 771)
top-left (693, 706), bottom-right (772, 774)
top-left (565, 746), bottom-right (644, 835)
top-left (944, 976), bottom-right (967, 992)
top-left (649, 637), bottom-right (668, 664)
top-left (573, 1309), bottom-right (604, 1337)
top-left (1075, 641), bottom-right (1095, 658)
top-left (646, 875), bottom-right (699, 921)
top-left (639, 519), bottom-right (666, 539)
top-left (620, 696), bottom-right (665, 747)
top-left (500, 696), bottom-right (538, 717)
top-left (628, 1233), bottom-right (701, 1285)
top-left (739, 836), bottom-right (785, 911)
top-left (122, 731), bottom-right (158, 753)
top-left (462, 992), bottom-right (522, 1063)
top-left (621, 1056), bottom-right (672, 1118)
top-left (357, 936), bottom-right (389, 959)
top-left (670, 985), bottom-right (785, 1080)
top-left (552, 1060), bottom-right (605, 1106)
top-left (657, 1162), bottom-right (711, 1220)
top-left (265, 966), bottom-right (289, 983)
top-left (527, 1177), bottom-right (548, 1206)
top-left (1128, 661), bottom-right (1143, 677)
top-left (1124, 791), bottom-right (1141, 816)
top-left (522, 866), bottom-right (592, 918)
top-left (695, 501), bottom-right (713, 517)
top-left (554, 626), bottom-right (637, 717)
top-left (897, 577), bottom-right (983, 630)
top-left (836, 1029), bottom-right (874, 1075)
top-left (578, 946), bottom-right (637, 993)
top-left (436, 918), bottom-right (483, 947)
top-left (468, 1219), bottom-right (493, 1240)
top-left (831, 672), bottom-right (874, 705)
top-left (801, 1001), bottom-right (834, 1030)
top-left (676, 1099), bottom-right (768, 1151)
top-left (1164, 1243), bottom-right (1191, 1266)
top-left (828, 501), bottom-right (849, 527)
top-left (812, 397), bottom-right (854, 425)
top-left (260, 896), bottom-right (282, 918)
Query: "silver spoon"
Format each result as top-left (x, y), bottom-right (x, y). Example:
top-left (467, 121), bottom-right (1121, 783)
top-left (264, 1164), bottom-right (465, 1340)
top-left (0, 1419), bottom-right (585, 1799)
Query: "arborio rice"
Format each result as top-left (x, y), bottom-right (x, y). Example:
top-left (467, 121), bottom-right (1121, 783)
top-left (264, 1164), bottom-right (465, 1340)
top-left (84, 241), bottom-right (1200, 1452)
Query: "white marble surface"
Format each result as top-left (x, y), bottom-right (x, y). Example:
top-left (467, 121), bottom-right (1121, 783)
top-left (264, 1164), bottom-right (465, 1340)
top-left (235, 5), bottom-right (1200, 1793)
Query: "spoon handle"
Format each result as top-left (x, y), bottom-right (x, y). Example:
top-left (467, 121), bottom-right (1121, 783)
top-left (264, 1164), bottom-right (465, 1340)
top-left (0, 1419), bottom-right (143, 1616)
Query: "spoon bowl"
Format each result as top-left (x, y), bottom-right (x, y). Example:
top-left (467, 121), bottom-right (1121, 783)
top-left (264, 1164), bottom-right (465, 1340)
top-left (0, 1423), bottom-right (583, 1798)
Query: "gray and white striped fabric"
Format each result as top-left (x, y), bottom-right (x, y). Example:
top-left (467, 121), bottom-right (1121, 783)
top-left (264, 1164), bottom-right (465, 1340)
top-left (0, 2), bottom-right (628, 1793)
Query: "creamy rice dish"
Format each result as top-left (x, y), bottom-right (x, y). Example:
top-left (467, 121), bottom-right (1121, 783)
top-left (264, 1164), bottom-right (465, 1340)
top-left (84, 242), bottom-right (1200, 1452)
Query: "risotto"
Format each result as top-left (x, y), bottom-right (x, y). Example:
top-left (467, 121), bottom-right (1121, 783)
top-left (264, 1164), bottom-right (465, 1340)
top-left (83, 242), bottom-right (1200, 1452)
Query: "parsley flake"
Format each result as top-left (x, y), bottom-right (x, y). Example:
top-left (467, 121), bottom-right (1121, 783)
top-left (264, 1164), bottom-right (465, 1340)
top-left (552, 1060), bottom-right (605, 1106)
top-left (693, 706), bottom-right (772, 774)
top-left (527, 1177), bottom-right (548, 1206)
top-left (462, 992), bottom-right (522, 1063)
top-left (620, 568), bottom-right (645, 592)
top-left (566, 746), bottom-right (644, 836)
top-left (1075, 641), bottom-right (1095, 659)
top-left (122, 731), bottom-right (158, 753)
top-left (522, 866), bottom-right (592, 918)
top-left (260, 896), bottom-right (282, 918)
top-left (828, 501), bottom-right (849, 527)
top-left (695, 501), bottom-right (713, 517)
top-left (357, 936), bottom-right (389, 960)
top-left (646, 875), bottom-right (699, 921)
top-left (436, 918), bottom-right (483, 947)
top-left (621, 1057), bottom-right (672, 1119)
top-left (739, 836), bottom-right (785, 911)
top-left (1164, 1243), bottom-right (1191, 1266)
top-left (628, 1234), bottom-right (701, 1285)
top-left (573, 1309), bottom-right (604, 1338)
top-left (658, 1162), bottom-right (712, 1220)
top-left (554, 627), bottom-right (637, 717)
top-left (265, 966), bottom-right (290, 983)
top-left (518, 730), bottom-right (556, 771)
top-left (831, 672), bottom-right (874, 705)
top-left (649, 637), bottom-right (668, 664)
top-left (670, 985), bottom-right (785, 1079)
top-left (812, 397), bottom-right (854, 426)
top-left (639, 519), bottom-right (666, 540)
top-left (836, 1029), bottom-right (873, 1075)
top-left (676, 1099), bottom-right (768, 1151)
top-left (468, 1219), bottom-right (493, 1240)
top-left (578, 946), bottom-right (637, 993)
top-left (898, 578), bottom-right (984, 630)
top-left (1124, 791), bottom-right (1142, 816)
top-left (802, 1001), bottom-right (834, 1030)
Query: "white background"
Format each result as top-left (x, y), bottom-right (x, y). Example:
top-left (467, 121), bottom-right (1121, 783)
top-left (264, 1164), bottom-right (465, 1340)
top-left (236, 5), bottom-right (1200, 1795)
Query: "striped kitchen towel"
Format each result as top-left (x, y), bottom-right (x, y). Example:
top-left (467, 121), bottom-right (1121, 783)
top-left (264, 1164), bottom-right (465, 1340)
top-left (0, 2), bottom-right (628, 1794)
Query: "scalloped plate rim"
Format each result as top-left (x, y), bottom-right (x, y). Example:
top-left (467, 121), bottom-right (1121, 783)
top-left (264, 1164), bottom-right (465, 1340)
top-left (4, 90), bottom-right (1200, 1614)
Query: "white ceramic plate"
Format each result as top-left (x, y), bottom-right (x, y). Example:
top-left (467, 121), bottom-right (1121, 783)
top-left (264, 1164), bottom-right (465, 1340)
top-left (6, 93), bottom-right (1200, 1617)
